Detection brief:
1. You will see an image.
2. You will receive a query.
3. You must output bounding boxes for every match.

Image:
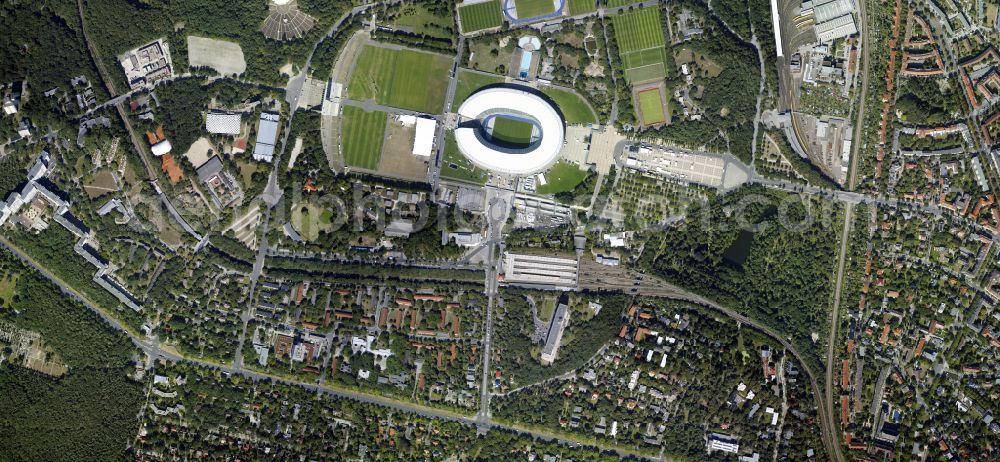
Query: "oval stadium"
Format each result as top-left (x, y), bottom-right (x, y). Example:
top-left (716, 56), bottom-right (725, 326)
top-left (454, 86), bottom-right (565, 175)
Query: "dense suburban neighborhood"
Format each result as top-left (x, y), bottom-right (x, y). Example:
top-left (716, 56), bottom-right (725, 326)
top-left (0, 0), bottom-right (998, 460)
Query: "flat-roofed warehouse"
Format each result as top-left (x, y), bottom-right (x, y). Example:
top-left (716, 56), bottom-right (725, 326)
top-left (502, 252), bottom-right (578, 290)
top-left (815, 14), bottom-right (858, 43)
top-left (802, 0), bottom-right (855, 23)
top-left (253, 112), bottom-right (280, 162)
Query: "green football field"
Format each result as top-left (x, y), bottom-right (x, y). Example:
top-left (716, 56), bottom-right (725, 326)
top-left (515, 0), bottom-right (555, 18)
top-left (491, 117), bottom-right (534, 145)
top-left (567, 0), bottom-right (596, 15)
top-left (637, 88), bottom-right (666, 125)
top-left (341, 106), bottom-right (386, 170)
top-left (347, 45), bottom-right (451, 113)
top-left (611, 7), bottom-right (665, 53)
top-left (459, 0), bottom-right (503, 32)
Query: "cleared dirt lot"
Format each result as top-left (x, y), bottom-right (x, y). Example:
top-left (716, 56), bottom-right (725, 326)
top-left (187, 36), bottom-right (247, 76)
top-left (379, 119), bottom-right (428, 180)
top-left (183, 137), bottom-right (214, 168)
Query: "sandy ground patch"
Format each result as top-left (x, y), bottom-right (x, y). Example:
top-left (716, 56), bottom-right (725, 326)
top-left (379, 120), bottom-right (428, 180)
top-left (280, 63), bottom-right (295, 77)
top-left (287, 137), bottom-right (303, 171)
top-left (159, 224), bottom-right (182, 249)
top-left (84, 170), bottom-right (120, 199)
top-left (184, 137), bottom-right (214, 168)
top-left (187, 36), bottom-right (247, 76)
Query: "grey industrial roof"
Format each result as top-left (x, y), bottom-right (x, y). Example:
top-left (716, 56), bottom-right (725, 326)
top-left (196, 155), bottom-right (224, 183)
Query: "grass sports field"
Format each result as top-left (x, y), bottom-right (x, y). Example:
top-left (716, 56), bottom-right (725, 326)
top-left (441, 132), bottom-right (489, 184)
top-left (637, 88), bottom-right (666, 125)
top-left (567, 0), bottom-right (596, 15)
top-left (491, 116), bottom-right (534, 145)
top-left (342, 106), bottom-right (387, 170)
top-left (347, 45), bottom-right (451, 113)
top-left (454, 69), bottom-right (505, 106)
top-left (541, 87), bottom-right (597, 124)
top-left (612, 8), bottom-right (668, 84)
top-left (536, 161), bottom-right (588, 194)
top-left (459, 0), bottom-right (503, 32)
top-left (515, 0), bottom-right (555, 18)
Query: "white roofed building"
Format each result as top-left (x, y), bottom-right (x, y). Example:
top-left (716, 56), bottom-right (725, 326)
top-left (502, 252), bottom-right (578, 289)
top-left (151, 140), bottom-right (172, 156)
top-left (815, 14), bottom-right (858, 42)
top-left (455, 87), bottom-right (565, 175)
top-left (253, 112), bottom-right (280, 162)
top-left (205, 112), bottom-right (242, 135)
top-left (413, 117), bottom-right (436, 157)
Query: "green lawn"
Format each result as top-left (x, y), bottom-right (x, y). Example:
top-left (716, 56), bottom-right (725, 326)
top-left (0, 274), bottom-right (17, 307)
top-left (491, 116), bottom-right (534, 145)
top-left (441, 131), bottom-right (489, 185)
top-left (541, 86), bottom-right (598, 124)
top-left (390, 4), bottom-right (454, 39)
top-left (454, 69), bottom-right (505, 106)
top-left (637, 88), bottom-right (666, 124)
top-left (567, 0), bottom-right (597, 15)
top-left (515, 0), bottom-right (556, 18)
top-left (291, 202), bottom-right (333, 241)
top-left (341, 106), bottom-right (387, 170)
top-left (536, 161), bottom-right (589, 194)
top-left (347, 45), bottom-right (451, 113)
top-left (459, 0), bottom-right (504, 32)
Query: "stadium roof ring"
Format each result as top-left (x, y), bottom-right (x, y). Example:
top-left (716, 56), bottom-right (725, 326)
top-left (455, 86), bottom-right (565, 175)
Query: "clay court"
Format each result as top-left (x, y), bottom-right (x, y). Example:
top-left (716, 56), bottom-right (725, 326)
top-left (187, 36), bottom-right (247, 76)
top-left (161, 154), bottom-right (184, 184)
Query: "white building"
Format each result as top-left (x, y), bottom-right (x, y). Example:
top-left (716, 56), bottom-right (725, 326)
top-left (151, 140), bottom-right (172, 156)
top-left (502, 252), bottom-right (578, 289)
top-left (205, 112), bottom-right (242, 135)
top-left (815, 14), bottom-right (858, 42)
top-left (455, 87), bottom-right (565, 175)
top-left (540, 301), bottom-right (570, 364)
top-left (253, 112), bottom-right (280, 162)
top-left (708, 433), bottom-right (740, 454)
top-left (413, 117), bottom-right (437, 157)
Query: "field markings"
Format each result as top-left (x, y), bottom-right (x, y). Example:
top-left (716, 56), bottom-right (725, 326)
top-left (342, 106), bottom-right (387, 170)
top-left (459, 0), bottom-right (504, 32)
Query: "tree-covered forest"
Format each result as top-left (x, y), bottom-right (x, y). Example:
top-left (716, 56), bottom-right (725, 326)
top-left (648, 0), bottom-right (761, 164)
top-left (0, 250), bottom-right (144, 461)
top-left (492, 291), bottom-right (630, 387)
top-left (79, 0), bottom-right (352, 87)
top-left (0, 2), bottom-right (105, 98)
top-left (895, 77), bottom-right (967, 125)
top-left (641, 186), bottom-right (840, 369)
